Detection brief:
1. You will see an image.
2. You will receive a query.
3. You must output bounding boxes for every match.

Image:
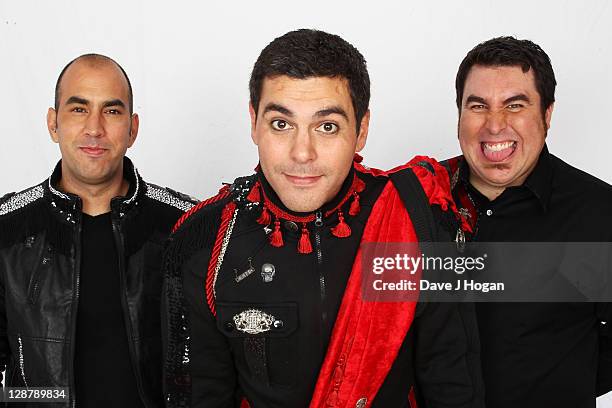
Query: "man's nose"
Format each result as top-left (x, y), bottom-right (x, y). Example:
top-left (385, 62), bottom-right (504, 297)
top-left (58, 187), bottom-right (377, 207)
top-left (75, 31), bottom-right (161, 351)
top-left (289, 128), bottom-right (317, 164)
top-left (485, 111), bottom-right (508, 135)
top-left (84, 111), bottom-right (104, 137)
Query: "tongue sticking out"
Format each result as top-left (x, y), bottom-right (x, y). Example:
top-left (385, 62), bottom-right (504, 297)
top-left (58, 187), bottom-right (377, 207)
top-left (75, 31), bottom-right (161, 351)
top-left (482, 141), bottom-right (516, 162)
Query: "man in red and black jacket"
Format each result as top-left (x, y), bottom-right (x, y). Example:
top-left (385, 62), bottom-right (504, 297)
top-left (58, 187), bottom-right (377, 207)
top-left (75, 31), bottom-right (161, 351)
top-left (163, 29), bottom-right (484, 408)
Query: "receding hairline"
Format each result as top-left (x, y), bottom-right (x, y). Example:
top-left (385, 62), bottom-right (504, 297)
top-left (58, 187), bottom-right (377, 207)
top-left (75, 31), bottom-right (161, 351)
top-left (54, 53), bottom-right (133, 113)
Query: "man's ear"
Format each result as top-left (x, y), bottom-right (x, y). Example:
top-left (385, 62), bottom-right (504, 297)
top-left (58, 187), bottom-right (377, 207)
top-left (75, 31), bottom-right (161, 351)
top-left (544, 103), bottom-right (554, 132)
top-left (127, 113), bottom-right (140, 148)
top-left (47, 108), bottom-right (59, 143)
top-left (249, 102), bottom-right (258, 145)
top-left (355, 109), bottom-right (370, 152)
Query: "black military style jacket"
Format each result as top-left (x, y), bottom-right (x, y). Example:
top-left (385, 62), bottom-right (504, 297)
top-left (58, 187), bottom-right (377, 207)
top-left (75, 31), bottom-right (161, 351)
top-left (164, 166), bottom-right (484, 408)
top-left (0, 157), bottom-right (196, 407)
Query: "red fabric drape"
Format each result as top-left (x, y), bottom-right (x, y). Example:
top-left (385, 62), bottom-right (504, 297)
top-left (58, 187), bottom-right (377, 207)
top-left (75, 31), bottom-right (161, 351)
top-left (309, 180), bottom-right (420, 408)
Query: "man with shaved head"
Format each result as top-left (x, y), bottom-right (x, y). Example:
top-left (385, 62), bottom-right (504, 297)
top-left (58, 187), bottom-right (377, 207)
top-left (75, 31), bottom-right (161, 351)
top-left (0, 54), bottom-right (197, 407)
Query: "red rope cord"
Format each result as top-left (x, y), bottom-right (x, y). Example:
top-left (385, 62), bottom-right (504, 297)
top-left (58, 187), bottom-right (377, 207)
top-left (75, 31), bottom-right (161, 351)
top-left (172, 185), bottom-right (230, 233)
top-left (205, 201), bottom-right (236, 316)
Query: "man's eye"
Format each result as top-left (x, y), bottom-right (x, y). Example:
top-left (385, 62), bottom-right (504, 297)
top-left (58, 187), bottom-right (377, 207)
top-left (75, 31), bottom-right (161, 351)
top-left (316, 122), bottom-right (338, 133)
top-left (72, 107), bottom-right (86, 113)
top-left (106, 109), bottom-right (121, 115)
top-left (469, 104), bottom-right (487, 111)
top-left (271, 119), bottom-right (292, 131)
top-left (507, 104), bottom-right (524, 111)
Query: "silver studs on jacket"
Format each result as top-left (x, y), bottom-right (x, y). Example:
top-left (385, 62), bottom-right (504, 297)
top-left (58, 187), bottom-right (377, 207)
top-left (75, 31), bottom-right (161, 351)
top-left (0, 185), bottom-right (44, 216)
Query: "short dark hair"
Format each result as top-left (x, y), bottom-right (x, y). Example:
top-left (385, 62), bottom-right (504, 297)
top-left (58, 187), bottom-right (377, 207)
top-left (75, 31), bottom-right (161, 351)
top-left (54, 53), bottom-right (134, 114)
top-left (249, 29), bottom-right (370, 131)
top-left (455, 36), bottom-right (556, 116)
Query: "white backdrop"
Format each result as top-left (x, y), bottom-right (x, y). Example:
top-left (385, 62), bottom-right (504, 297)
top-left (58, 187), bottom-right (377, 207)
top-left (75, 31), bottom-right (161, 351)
top-left (1, 0), bottom-right (611, 404)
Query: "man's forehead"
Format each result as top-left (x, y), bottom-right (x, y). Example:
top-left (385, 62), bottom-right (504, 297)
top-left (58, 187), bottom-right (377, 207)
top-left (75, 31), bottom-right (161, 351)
top-left (59, 60), bottom-right (129, 99)
top-left (259, 75), bottom-right (353, 112)
top-left (464, 65), bottom-right (537, 96)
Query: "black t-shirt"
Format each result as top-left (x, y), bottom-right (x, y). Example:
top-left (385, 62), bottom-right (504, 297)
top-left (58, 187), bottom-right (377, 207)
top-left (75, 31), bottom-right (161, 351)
top-left (74, 213), bottom-right (144, 407)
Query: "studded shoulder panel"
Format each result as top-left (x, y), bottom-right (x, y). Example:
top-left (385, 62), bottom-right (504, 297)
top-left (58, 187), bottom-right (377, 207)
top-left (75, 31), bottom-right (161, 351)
top-left (145, 183), bottom-right (197, 212)
top-left (230, 173), bottom-right (259, 210)
top-left (0, 185), bottom-right (44, 216)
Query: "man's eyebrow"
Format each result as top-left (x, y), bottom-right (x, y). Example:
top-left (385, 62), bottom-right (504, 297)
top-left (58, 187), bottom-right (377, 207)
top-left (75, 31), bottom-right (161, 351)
top-left (314, 106), bottom-right (348, 120)
top-left (65, 96), bottom-right (89, 105)
top-left (503, 94), bottom-right (530, 105)
top-left (465, 95), bottom-right (487, 106)
top-left (102, 99), bottom-right (127, 109)
top-left (262, 103), bottom-right (293, 117)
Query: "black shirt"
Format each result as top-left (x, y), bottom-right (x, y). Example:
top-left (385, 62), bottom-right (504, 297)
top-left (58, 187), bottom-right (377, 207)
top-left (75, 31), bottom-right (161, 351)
top-left (452, 145), bottom-right (612, 408)
top-left (74, 213), bottom-right (144, 408)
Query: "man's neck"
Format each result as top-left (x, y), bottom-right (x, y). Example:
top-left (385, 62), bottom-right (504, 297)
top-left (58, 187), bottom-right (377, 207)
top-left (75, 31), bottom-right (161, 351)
top-left (468, 177), bottom-right (505, 201)
top-left (468, 170), bottom-right (532, 202)
top-left (58, 172), bottom-right (129, 216)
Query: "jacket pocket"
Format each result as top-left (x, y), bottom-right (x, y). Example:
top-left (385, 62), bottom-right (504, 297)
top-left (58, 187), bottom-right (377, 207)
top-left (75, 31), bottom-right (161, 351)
top-left (216, 302), bottom-right (298, 388)
top-left (26, 245), bottom-right (54, 305)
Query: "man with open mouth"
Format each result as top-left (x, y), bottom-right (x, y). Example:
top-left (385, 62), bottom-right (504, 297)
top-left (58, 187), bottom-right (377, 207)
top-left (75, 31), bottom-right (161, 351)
top-left (444, 36), bottom-right (612, 407)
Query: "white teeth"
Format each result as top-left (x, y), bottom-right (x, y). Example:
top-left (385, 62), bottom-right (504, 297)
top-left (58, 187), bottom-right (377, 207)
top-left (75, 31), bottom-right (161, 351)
top-left (483, 141), bottom-right (516, 152)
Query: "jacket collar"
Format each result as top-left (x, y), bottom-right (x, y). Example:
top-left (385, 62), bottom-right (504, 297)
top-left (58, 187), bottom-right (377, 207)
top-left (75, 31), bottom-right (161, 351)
top-left (240, 165), bottom-right (365, 254)
top-left (45, 156), bottom-right (145, 223)
top-left (257, 166), bottom-right (357, 223)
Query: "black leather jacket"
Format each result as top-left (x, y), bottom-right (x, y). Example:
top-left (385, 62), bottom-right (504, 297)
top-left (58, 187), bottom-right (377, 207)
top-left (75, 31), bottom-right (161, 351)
top-left (0, 158), bottom-right (197, 407)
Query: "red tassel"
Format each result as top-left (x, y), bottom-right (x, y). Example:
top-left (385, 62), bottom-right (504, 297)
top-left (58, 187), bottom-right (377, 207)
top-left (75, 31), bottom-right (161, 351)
top-left (355, 177), bottom-right (366, 192)
top-left (331, 211), bottom-right (351, 238)
top-left (298, 223), bottom-right (313, 254)
top-left (269, 218), bottom-right (284, 247)
top-left (257, 205), bottom-right (271, 225)
top-left (349, 192), bottom-right (361, 216)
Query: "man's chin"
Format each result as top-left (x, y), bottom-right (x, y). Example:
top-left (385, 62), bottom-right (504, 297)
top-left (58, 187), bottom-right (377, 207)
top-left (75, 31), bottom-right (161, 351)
top-left (72, 166), bottom-right (119, 187)
top-left (480, 173), bottom-right (518, 190)
top-left (283, 202), bottom-right (321, 213)
top-left (279, 195), bottom-right (324, 213)
top-left (468, 163), bottom-right (517, 190)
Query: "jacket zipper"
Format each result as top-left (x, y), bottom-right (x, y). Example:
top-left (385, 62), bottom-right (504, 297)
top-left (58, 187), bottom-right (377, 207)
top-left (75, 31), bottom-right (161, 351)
top-left (69, 211), bottom-right (82, 408)
top-left (17, 334), bottom-right (28, 388)
top-left (27, 246), bottom-right (52, 305)
top-left (112, 213), bottom-right (148, 407)
top-left (28, 271), bottom-right (43, 304)
top-left (27, 263), bottom-right (43, 306)
top-left (314, 211), bottom-right (326, 323)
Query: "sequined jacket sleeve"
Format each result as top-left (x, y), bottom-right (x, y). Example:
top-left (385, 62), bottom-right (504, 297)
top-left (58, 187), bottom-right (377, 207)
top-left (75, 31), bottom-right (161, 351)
top-left (162, 197), bottom-right (237, 408)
